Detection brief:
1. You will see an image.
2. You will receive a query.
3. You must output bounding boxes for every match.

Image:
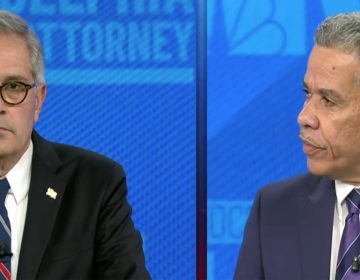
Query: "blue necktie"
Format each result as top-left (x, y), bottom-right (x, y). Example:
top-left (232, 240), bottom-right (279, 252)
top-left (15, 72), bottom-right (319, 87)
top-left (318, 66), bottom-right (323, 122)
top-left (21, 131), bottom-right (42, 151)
top-left (0, 179), bottom-right (11, 280)
top-left (336, 189), bottom-right (360, 280)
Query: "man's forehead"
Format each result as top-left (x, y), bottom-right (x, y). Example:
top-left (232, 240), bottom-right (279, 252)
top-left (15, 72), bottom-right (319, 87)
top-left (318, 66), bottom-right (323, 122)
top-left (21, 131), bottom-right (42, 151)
top-left (305, 46), bottom-right (360, 81)
top-left (0, 35), bottom-right (32, 82)
top-left (309, 45), bottom-right (359, 67)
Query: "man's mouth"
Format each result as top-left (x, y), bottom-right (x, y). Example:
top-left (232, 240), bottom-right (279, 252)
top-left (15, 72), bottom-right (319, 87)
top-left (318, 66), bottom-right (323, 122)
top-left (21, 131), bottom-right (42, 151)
top-left (299, 133), bottom-right (326, 153)
top-left (0, 126), bottom-right (12, 133)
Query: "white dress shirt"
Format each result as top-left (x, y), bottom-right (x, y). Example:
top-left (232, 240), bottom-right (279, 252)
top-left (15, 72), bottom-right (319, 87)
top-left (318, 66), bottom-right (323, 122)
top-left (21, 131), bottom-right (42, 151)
top-left (329, 180), bottom-right (358, 280)
top-left (4, 141), bottom-right (32, 280)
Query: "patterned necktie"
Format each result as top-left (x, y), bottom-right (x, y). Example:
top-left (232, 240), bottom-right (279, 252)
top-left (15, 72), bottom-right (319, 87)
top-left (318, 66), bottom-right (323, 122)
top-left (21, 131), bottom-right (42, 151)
top-left (336, 189), bottom-right (360, 280)
top-left (0, 179), bottom-right (11, 280)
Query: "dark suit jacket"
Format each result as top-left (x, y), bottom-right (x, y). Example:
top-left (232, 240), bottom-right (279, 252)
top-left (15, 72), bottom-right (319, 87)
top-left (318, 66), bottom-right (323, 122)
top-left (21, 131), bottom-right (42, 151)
top-left (15, 131), bottom-right (150, 279)
top-left (234, 173), bottom-right (336, 280)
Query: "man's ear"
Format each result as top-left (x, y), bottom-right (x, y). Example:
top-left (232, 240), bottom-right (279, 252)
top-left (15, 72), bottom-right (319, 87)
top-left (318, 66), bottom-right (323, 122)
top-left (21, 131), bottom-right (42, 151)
top-left (34, 84), bottom-right (47, 123)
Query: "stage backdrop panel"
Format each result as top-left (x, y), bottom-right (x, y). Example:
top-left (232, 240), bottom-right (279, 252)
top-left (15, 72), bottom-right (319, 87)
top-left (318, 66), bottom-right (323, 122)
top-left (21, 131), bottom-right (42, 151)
top-left (207, 1), bottom-right (360, 279)
top-left (0, 1), bottom-right (196, 279)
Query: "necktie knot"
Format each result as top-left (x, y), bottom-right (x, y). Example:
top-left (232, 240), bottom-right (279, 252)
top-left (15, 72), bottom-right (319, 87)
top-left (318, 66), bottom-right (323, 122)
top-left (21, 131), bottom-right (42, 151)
top-left (346, 189), bottom-right (360, 215)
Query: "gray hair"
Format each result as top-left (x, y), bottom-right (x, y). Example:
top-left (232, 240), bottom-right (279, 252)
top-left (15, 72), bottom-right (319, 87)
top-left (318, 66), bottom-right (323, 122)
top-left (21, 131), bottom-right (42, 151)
top-left (0, 10), bottom-right (44, 84)
top-left (315, 12), bottom-right (360, 57)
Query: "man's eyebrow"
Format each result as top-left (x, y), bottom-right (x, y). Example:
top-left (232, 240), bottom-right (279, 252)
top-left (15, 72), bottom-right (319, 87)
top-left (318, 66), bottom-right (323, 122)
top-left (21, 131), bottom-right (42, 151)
top-left (303, 81), bottom-right (343, 101)
top-left (303, 81), bottom-right (309, 90)
top-left (318, 88), bottom-right (343, 100)
top-left (1, 75), bottom-right (30, 83)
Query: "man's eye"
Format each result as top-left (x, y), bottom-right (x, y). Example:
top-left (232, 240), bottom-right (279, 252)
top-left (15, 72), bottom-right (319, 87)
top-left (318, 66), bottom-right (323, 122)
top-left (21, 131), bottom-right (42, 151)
top-left (322, 97), bottom-right (335, 106)
top-left (4, 82), bottom-right (22, 91)
top-left (303, 89), bottom-right (311, 99)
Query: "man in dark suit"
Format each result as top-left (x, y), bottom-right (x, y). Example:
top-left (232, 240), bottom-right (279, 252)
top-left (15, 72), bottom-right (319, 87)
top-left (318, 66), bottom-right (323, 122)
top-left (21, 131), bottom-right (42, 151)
top-left (235, 12), bottom-right (360, 280)
top-left (0, 10), bottom-right (150, 279)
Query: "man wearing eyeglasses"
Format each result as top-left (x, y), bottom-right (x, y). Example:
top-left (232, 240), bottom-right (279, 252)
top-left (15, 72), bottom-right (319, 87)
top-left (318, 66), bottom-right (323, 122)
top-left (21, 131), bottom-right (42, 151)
top-left (0, 10), bottom-right (150, 280)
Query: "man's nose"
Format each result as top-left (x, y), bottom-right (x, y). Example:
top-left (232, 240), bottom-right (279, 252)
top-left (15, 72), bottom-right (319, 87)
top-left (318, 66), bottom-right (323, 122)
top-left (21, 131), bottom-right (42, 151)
top-left (297, 99), bottom-right (320, 129)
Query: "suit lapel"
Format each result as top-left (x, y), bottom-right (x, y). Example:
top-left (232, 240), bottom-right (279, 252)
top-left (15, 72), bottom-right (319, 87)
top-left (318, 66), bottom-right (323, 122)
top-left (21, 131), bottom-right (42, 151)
top-left (17, 132), bottom-right (68, 280)
top-left (298, 176), bottom-right (335, 279)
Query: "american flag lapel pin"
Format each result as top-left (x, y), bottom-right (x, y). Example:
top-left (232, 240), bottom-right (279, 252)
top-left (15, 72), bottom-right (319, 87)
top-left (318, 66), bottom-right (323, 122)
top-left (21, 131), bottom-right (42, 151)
top-left (46, 187), bottom-right (58, 200)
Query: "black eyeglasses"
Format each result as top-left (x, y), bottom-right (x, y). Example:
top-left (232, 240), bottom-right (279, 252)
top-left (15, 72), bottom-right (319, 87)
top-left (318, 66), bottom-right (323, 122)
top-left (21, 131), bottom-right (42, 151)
top-left (0, 81), bottom-right (37, 105)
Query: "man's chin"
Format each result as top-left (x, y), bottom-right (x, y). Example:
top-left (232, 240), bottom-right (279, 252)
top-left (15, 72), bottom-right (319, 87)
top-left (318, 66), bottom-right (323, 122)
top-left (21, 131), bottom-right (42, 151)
top-left (307, 160), bottom-right (333, 177)
top-left (307, 160), bottom-right (352, 182)
top-left (0, 144), bottom-right (19, 159)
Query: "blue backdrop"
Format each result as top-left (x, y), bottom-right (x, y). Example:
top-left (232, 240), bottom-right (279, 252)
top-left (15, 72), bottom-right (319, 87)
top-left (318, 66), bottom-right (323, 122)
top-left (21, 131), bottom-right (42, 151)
top-left (207, 1), bottom-right (360, 279)
top-left (0, 1), bottom-right (196, 279)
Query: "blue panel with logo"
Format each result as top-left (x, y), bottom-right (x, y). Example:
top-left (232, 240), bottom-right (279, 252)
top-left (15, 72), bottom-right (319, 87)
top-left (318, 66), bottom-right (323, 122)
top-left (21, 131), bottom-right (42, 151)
top-left (207, 0), bottom-right (360, 279)
top-left (0, 1), bottom-right (196, 279)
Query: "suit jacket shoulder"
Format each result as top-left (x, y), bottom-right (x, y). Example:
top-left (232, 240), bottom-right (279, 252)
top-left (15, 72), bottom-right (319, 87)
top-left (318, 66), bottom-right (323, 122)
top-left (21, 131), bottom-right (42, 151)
top-left (234, 173), bottom-right (335, 280)
top-left (261, 172), bottom-right (329, 199)
top-left (52, 140), bottom-right (120, 168)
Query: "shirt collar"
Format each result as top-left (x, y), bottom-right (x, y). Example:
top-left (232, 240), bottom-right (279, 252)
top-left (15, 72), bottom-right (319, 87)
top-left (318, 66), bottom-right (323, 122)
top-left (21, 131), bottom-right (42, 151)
top-left (335, 180), bottom-right (358, 218)
top-left (6, 141), bottom-right (33, 205)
